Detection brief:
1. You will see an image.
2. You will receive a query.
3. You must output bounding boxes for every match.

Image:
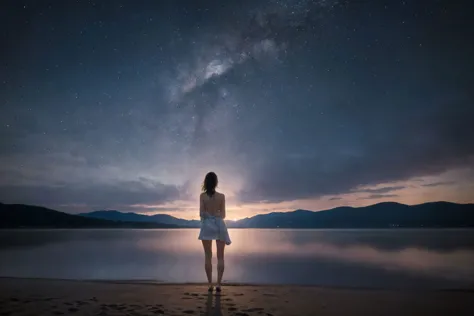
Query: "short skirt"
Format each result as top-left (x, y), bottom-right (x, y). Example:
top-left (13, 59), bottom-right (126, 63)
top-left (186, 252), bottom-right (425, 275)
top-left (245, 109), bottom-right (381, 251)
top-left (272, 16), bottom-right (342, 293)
top-left (198, 215), bottom-right (231, 245)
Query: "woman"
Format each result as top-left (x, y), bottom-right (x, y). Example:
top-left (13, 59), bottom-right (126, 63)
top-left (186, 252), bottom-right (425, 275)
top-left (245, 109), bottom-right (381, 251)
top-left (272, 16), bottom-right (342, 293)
top-left (198, 171), bottom-right (231, 292)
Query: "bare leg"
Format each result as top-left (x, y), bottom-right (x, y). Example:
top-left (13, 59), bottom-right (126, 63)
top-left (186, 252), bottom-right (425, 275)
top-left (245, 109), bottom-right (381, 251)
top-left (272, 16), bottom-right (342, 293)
top-left (202, 240), bottom-right (213, 287)
top-left (216, 240), bottom-right (226, 287)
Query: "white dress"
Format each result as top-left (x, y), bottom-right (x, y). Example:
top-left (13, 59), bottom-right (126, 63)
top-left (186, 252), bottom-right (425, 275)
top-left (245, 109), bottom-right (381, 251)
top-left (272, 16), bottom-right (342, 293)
top-left (198, 213), bottom-right (232, 245)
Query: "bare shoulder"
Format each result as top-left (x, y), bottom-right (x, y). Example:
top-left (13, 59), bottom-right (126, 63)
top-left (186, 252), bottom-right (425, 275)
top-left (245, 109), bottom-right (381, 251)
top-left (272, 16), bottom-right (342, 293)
top-left (200, 192), bottom-right (206, 199)
top-left (217, 192), bottom-right (225, 200)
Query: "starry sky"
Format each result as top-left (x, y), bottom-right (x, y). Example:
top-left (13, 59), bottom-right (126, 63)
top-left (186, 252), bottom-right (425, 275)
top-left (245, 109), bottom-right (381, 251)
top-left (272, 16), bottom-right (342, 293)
top-left (1, 0), bottom-right (473, 220)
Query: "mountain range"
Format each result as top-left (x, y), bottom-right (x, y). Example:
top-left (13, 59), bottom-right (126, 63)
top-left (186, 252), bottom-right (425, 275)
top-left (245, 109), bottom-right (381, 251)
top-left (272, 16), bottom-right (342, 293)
top-left (0, 203), bottom-right (178, 229)
top-left (1, 201), bottom-right (473, 229)
top-left (79, 210), bottom-right (201, 227)
top-left (80, 201), bottom-right (474, 228)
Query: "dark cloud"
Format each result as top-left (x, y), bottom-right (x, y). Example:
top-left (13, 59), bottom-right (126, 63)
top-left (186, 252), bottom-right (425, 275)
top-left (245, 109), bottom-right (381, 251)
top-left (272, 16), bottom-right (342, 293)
top-left (353, 186), bottom-right (405, 194)
top-left (0, 179), bottom-right (184, 211)
top-left (358, 194), bottom-right (399, 200)
top-left (328, 197), bottom-right (342, 201)
top-left (238, 95), bottom-right (474, 203)
top-left (422, 181), bottom-right (456, 188)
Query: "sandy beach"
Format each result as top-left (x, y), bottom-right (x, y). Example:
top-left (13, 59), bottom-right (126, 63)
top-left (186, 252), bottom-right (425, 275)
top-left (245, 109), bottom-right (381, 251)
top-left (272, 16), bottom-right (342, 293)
top-left (0, 278), bottom-right (473, 316)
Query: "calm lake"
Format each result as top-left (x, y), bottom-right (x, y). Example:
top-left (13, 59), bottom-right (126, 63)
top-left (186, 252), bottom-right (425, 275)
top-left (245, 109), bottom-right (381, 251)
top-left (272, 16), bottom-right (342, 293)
top-left (1, 229), bottom-right (473, 289)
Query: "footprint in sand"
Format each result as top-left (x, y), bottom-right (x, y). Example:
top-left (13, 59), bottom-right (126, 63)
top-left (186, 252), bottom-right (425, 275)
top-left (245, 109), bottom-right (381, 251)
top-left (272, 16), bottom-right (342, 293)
top-left (183, 310), bottom-right (195, 314)
top-left (150, 308), bottom-right (165, 314)
top-left (67, 307), bottom-right (79, 313)
top-left (242, 308), bottom-right (264, 312)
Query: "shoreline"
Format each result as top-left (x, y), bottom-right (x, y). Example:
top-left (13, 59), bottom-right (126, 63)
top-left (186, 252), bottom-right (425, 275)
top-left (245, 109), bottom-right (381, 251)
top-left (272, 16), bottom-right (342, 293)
top-left (2, 276), bottom-right (474, 292)
top-left (1, 277), bottom-right (473, 316)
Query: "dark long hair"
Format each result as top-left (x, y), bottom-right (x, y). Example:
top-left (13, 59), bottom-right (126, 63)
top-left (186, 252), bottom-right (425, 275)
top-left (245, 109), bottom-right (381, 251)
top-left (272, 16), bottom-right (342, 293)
top-left (202, 172), bottom-right (218, 197)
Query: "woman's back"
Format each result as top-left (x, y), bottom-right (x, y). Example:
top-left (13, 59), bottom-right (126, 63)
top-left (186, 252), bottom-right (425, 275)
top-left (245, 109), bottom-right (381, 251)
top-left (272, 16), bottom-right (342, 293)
top-left (200, 192), bottom-right (226, 218)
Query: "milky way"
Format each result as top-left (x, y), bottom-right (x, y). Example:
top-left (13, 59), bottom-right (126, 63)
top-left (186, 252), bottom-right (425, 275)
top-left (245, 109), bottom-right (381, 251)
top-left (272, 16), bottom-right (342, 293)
top-left (1, 0), bottom-right (473, 217)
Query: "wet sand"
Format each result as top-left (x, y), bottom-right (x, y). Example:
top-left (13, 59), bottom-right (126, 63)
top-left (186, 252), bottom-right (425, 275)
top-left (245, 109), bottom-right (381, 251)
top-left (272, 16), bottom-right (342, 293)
top-left (0, 278), bottom-right (473, 316)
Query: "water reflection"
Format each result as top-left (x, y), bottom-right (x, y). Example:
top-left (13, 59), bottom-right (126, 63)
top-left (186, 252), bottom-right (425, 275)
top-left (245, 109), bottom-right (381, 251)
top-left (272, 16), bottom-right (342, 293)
top-left (0, 229), bottom-right (473, 289)
top-left (204, 293), bottom-right (222, 316)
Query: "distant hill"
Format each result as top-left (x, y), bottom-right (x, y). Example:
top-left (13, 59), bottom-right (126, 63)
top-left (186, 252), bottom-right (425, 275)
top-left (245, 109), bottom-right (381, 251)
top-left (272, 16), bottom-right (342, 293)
top-left (79, 201), bottom-right (474, 229)
top-left (79, 210), bottom-right (201, 227)
top-left (0, 203), bottom-right (179, 229)
top-left (228, 202), bottom-right (474, 228)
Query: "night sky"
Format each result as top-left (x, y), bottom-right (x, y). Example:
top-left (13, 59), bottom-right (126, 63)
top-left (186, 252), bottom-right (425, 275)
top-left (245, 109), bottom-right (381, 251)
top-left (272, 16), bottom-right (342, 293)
top-left (1, 0), bottom-right (473, 219)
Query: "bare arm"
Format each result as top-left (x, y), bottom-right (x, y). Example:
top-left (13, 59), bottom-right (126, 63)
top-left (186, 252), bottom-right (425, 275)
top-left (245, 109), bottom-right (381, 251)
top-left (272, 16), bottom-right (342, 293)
top-left (221, 194), bottom-right (226, 219)
top-left (199, 195), bottom-right (205, 218)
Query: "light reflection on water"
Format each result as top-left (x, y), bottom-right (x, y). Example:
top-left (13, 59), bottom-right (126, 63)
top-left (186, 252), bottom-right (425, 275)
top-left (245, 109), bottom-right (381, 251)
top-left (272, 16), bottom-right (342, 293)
top-left (0, 229), bottom-right (473, 289)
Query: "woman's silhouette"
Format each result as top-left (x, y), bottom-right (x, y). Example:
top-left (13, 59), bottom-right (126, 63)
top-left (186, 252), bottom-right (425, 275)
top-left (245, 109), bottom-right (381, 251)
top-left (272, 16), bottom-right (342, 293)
top-left (198, 172), bottom-right (231, 292)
